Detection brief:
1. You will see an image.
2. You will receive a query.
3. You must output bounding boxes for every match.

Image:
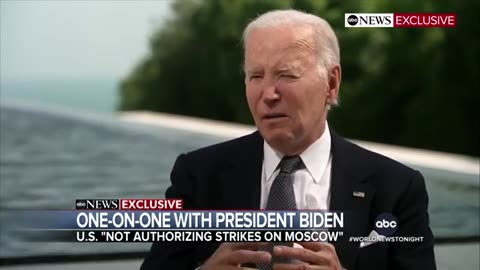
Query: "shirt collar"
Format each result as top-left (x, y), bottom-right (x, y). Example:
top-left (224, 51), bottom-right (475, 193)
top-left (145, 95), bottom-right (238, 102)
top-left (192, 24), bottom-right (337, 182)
top-left (263, 123), bottom-right (331, 184)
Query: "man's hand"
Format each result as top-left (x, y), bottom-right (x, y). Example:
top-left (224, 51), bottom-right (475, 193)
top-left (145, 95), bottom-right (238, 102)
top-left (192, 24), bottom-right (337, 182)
top-left (201, 242), bottom-right (271, 270)
top-left (272, 242), bottom-right (342, 270)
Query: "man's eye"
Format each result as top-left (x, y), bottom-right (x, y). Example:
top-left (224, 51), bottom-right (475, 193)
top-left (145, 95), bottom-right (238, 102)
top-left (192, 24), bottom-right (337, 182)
top-left (249, 75), bottom-right (263, 80)
top-left (280, 74), bottom-right (297, 79)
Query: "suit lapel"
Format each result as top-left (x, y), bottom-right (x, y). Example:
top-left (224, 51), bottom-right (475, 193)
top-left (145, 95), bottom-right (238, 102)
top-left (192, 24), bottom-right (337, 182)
top-left (217, 132), bottom-right (264, 210)
top-left (329, 130), bottom-right (376, 269)
top-left (213, 129), bottom-right (376, 268)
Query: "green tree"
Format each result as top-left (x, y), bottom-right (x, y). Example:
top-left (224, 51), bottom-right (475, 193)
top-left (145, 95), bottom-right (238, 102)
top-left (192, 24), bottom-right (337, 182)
top-left (119, 0), bottom-right (479, 156)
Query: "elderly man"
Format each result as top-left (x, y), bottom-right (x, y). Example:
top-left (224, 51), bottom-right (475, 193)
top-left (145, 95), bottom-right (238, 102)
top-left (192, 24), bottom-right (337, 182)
top-left (140, 9), bottom-right (436, 270)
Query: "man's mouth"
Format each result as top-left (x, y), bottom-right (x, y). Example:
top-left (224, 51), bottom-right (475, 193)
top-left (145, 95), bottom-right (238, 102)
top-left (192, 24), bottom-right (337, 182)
top-left (263, 113), bottom-right (288, 119)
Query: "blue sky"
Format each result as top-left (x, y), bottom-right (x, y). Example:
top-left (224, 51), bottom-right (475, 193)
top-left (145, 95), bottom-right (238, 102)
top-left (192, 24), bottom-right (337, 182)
top-left (0, 0), bottom-right (171, 81)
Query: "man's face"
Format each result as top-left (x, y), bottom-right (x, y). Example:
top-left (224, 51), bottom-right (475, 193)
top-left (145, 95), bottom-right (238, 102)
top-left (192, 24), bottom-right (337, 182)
top-left (244, 26), bottom-right (334, 154)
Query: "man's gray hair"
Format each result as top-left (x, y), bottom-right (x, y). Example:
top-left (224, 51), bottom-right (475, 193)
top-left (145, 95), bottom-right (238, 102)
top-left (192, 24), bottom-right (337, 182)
top-left (242, 9), bottom-right (340, 106)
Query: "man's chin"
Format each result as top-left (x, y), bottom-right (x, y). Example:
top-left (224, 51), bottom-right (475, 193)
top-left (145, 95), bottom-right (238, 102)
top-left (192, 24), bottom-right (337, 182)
top-left (261, 130), bottom-right (295, 149)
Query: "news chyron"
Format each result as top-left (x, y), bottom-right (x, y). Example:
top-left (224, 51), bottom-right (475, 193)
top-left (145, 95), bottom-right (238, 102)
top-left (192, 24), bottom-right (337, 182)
top-left (345, 13), bottom-right (456, 28)
top-left (75, 199), bottom-right (183, 210)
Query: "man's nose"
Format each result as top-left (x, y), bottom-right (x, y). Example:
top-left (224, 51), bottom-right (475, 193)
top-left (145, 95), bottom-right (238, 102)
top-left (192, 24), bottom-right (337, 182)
top-left (262, 81), bottom-right (280, 105)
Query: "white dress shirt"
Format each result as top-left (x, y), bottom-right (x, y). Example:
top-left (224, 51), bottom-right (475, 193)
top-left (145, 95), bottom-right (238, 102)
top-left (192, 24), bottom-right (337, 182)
top-left (195, 126), bottom-right (334, 270)
top-left (260, 124), bottom-right (332, 210)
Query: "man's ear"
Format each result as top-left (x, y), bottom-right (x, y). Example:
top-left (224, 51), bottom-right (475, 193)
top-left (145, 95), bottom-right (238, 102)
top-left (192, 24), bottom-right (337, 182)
top-left (326, 64), bottom-right (341, 106)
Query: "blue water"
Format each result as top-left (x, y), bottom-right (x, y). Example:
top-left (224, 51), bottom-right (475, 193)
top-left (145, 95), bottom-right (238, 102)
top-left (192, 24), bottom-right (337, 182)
top-left (0, 102), bottom-right (223, 257)
top-left (0, 79), bottom-right (118, 112)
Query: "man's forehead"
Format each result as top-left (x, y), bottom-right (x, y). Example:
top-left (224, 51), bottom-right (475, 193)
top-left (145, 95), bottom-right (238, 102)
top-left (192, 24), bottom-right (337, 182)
top-left (246, 25), bottom-right (315, 48)
top-left (244, 46), bottom-right (314, 72)
top-left (246, 55), bottom-right (304, 69)
top-left (244, 26), bottom-right (316, 66)
top-left (288, 37), bottom-right (316, 54)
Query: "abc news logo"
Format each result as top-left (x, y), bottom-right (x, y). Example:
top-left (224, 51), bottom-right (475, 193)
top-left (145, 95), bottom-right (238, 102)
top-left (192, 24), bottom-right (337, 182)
top-left (76, 199), bottom-right (119, 210)
top-left (345, 13), bottom-right (393, 28)
top-left (374, 213), bottom-right (398, 236)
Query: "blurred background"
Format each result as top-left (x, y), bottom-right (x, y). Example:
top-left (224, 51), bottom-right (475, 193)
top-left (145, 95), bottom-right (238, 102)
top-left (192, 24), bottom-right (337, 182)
top-left (0, 0), bottom-right (478, 269)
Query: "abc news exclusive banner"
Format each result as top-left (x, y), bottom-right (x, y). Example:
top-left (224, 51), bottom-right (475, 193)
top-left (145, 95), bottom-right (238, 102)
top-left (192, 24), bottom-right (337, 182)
top-left (344, 13), bottom-right (456, 28)
top-left (9, 199), bottom-right (424, 245)
top-left (10, 199), bottom-right (345, 243)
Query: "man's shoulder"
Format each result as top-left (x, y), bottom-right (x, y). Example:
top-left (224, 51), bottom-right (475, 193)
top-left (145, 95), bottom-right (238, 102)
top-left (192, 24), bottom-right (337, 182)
top-left (335, 134), bottom-right (418, 177)
top-left (184, 131), bottom-right (262, 162)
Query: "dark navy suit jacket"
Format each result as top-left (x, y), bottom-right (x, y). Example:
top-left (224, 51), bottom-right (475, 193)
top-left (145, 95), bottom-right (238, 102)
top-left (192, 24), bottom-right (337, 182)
top-left (140, 130), bottom-right (436, 270)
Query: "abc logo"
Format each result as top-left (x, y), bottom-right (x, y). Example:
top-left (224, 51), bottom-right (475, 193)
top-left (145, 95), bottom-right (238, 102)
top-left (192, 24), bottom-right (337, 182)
top-left (347, 15), bottom-right (359, 26)
top-left (374, 213), bottom-right (398, 236)
top-left (76, 200), bottom-right (86, 209)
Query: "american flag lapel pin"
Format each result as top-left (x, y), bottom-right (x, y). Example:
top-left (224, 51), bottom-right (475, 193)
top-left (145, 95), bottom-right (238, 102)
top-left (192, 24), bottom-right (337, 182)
top-left (353, 191), bottom-right (365, 198)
